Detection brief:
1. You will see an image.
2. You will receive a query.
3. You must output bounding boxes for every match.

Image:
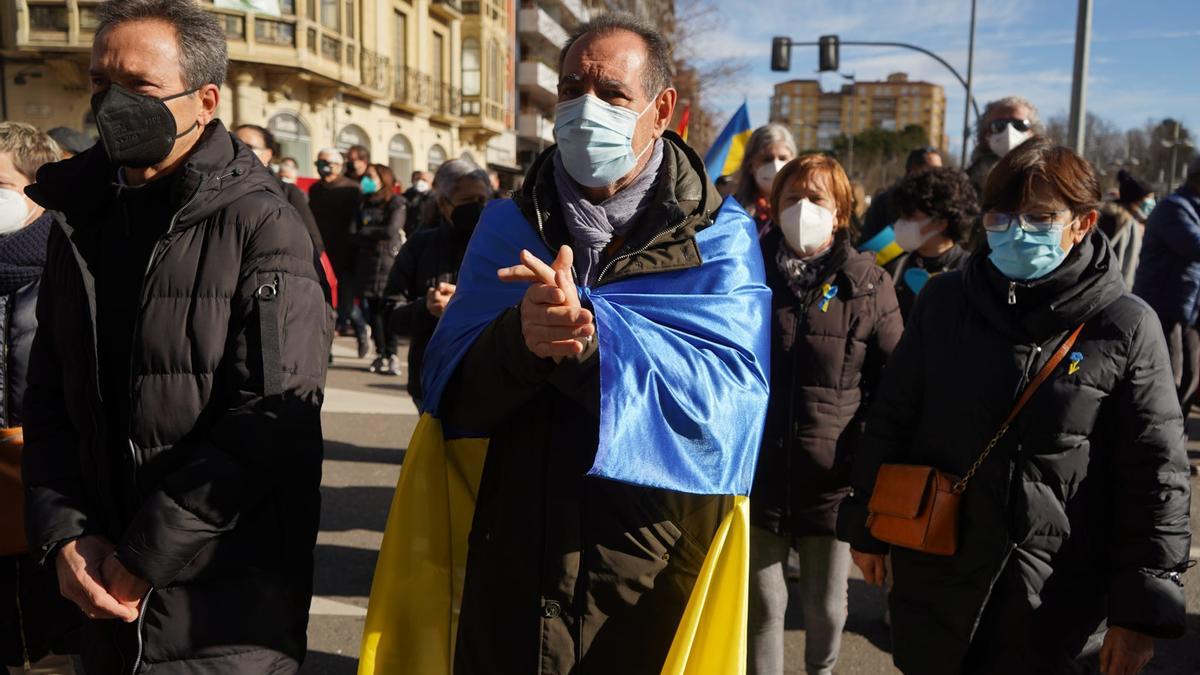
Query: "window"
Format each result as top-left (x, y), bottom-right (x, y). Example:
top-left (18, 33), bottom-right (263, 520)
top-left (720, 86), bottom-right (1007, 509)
top-left (28, 4), bottom-right (68, 31)
top-left (336, 124), bottom-right (371, 154)
top-left (463, 38), bottom-right (481, 96)
top-left (432, 32), bottom-right (445, 85)
top-left (256, 18), bottom-right (296, 46)
top-left (269, 113), bottom-right (312, 175)
top-left (389, 134), bottom-right (414, 181)
top-left (393, 11), bottom-right (407, 71)
top-left (345, 0), bottom-right (354, 38)
top-left (428, 144), bottom-right (447, 172)
top-left (320, 0), bottom-right (339, 30)
top-left (487, 40), bottom-right (500, 102)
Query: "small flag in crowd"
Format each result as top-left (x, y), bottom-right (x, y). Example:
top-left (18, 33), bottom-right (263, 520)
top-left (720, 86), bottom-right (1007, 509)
top-left (676, 102), bottom-right (691, 142)
top-left (703, 102), bottom-right (752, 181)
top-left (858, 225), bottom-right (904, 267)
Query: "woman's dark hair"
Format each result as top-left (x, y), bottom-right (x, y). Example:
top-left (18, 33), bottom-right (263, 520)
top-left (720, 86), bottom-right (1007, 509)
top-left (982, 136), bottom-right (1100, 218)
top-left (368, 163), bottom-right (396, 203)
top-left (892, 167), bottom-right (980, 244)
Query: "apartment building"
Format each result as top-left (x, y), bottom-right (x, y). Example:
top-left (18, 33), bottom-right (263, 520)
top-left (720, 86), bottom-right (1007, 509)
top-left (0, 0), bottom-right (520, 180)
top-left (771, 72), bottom-right (947, 153)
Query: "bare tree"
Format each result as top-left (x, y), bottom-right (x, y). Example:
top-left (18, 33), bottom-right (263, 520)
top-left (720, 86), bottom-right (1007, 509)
top-left (668, 0), bottom-right (750, 156)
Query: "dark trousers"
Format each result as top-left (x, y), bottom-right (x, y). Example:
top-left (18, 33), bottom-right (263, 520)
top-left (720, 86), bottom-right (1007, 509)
top-left (1163, 318), bottom-right (1200, 417)
top-left (360, 296), bottom-right (400, 358)
top-left (335, 277), bottom-right (367, 338)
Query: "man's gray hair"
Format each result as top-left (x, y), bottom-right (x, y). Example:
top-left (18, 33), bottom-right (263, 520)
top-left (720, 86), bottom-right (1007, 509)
top-left (433, 159), bottom-right (493, 202)
top-left (559, 12), bottom-right (673, 99)
top-left (978, 95), bottom-right (1042, 144)
top-left (96, 0), bottom-right (228, 89)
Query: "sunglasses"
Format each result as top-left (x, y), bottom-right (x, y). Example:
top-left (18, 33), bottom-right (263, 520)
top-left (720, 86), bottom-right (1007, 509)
top-left (987, 118), bottom-right (1033, 135)
top-left (982, 210), bottom-right (1073, 234)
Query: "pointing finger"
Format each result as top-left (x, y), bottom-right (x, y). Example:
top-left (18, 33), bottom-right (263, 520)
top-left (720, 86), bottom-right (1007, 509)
top-left (519, 249), bottom-right (558, 287)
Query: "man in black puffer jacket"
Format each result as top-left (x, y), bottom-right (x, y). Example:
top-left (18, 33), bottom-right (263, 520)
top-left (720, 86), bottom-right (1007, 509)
top-left (21, 1), bottom-right (328, 672)
top-left (839, 139), bottom-right (1191, 675)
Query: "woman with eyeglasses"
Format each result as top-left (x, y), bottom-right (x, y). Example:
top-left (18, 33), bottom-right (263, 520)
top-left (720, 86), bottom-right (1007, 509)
top-left (838, 137), bottom-right (1191, 675)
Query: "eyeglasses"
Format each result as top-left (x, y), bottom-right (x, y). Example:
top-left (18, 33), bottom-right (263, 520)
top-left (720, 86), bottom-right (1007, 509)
top-left (987, 118), bottom-right (1033, 135)
top-left (982, 210), bottom-right (1073, 233)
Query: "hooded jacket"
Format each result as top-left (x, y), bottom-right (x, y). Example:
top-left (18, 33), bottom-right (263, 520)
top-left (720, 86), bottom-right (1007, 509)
top-left (752, 231), bottom-right (902, 538)
top-left (837, 231), bottom-right (1191, 674)
top-left (1132, 184), bottom-right (1200, 323)
top-left (22, 121), bottom-right (328, 674)
top-left (442, 132), bottom-right (735, 675)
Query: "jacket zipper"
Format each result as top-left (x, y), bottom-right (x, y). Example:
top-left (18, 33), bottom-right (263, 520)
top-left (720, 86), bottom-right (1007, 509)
top-left (130, 587), bottom-right (154, 675)
top-left (1008, 281), bottom-right (1017, 305)
top-left (123, 171), bottom-right (226, 484)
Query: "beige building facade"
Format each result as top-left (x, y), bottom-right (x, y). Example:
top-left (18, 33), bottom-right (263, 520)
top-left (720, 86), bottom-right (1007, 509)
top-left (0, 0), bottom-right (518, 182)
top-left (771, 72), bottom-right (947, 153)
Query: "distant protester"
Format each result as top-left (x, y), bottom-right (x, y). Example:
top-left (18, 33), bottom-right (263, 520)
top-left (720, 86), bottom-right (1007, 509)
top-left (733, 123), bottom-right (797, 237)
top-left (1097, 169), bottom-right (1153, 287)
top-left (859, 145), bottom-right (943, 244)
top-left (355, 163), bottom-right (406, 376)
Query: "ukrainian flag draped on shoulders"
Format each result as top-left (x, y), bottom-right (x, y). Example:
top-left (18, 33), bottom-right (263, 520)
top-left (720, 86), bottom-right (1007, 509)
top-left (359, 190), bottom-right (772, 673)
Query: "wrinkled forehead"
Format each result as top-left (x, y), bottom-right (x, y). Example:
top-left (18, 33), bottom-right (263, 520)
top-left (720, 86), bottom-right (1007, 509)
top-left (561, 31), bottom-right (648, 95)
top-left (91, 19), bottom-right (185, 89)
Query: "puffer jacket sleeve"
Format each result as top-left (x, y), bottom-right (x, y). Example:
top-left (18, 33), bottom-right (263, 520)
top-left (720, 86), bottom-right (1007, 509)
top-left (22, 229), bottom-right (90, 564)
top-left (1146, 196), bottom-right (1200, 262)
top-left (836, 274), bottom-right (931, 554)
top-left (385, 229), bottom-right (429, 337)
top-left (1105, 307), bottom-right (1191, 638)
top-left (113, 204), bottom-right (328, 588)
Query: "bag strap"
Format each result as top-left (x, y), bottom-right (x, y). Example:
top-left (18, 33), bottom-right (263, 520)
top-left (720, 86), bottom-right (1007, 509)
top-left (952, 322), bottom-right (1085, 493)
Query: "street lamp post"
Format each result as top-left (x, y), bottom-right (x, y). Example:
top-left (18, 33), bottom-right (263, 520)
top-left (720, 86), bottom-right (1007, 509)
top-left (1067, 0), bottom-right (1094, 155)
top-left (962, 0), bottom-right (977, 167)
top-left (1163, 120), bottom-right (1196, 193)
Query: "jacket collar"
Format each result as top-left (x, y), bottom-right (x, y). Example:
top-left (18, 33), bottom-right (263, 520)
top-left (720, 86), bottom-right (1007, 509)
top-left (764, 229), bottom-right (878, 299)
top-left (514, 131), bottom-right (720, 285)
top-left (963, 229), bottom-right (1125, 343)
top-left (28, 120), bottom-right (278, 233)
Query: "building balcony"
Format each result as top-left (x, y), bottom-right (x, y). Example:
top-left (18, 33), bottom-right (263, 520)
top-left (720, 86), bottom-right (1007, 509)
top-left (517, 60), bottom-right (558, 108)
top-left (518, 7), bottom-right (567, 54)
top-left (550, 0), bottom-right (588, 26)
top-left (517, 112), bottom-right (555, 145)
top-left (394, 65), bottom-right (433, 111)
top-left (6, 0), bottom-right (387, 96)
top-left (431, 80), bottom-right (464, 122)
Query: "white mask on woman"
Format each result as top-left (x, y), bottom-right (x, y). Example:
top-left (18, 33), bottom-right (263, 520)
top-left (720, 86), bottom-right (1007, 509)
top-left (755, 159), bottom-right (788, 195)
top-left (0, 188), bottom-right (30, 235)
top-left (893, 216), bottom-right (936, 252)
top-left (778, 198), bottom-right (835, 257)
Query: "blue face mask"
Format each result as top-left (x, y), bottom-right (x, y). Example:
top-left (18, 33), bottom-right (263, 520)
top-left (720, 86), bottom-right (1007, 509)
top-left (361, 176), bottom-right (379, 195)
top-left (554, 94), bottom-right (654, 188)
top-left (986, 225), bottom-right (1070, 281)
top-left (1139, 198), bottom-right (1156, 218)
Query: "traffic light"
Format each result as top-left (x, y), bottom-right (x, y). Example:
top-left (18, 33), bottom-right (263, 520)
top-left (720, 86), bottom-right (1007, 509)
top-left (818, 35), bottom-right (839, 72)
top-left (770, 37), bottom-right (791, 72)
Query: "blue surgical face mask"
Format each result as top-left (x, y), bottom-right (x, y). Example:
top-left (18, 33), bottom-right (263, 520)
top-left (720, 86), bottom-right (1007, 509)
top-left (986, 223), bottom-right (1071, 281)
top-left (1139, 198), bottom-right (1156, 218)
top-left (361, 176), bottom-right (379, 195)
top-left (554, 94), bottom-right (655, 188)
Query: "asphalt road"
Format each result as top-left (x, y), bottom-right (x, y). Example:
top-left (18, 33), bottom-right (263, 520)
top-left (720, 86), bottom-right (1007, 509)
top-left (302, 337), bottom-right (1200, 675)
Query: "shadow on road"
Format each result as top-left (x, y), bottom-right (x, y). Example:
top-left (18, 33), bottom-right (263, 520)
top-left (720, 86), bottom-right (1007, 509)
top-left (320, 485), bottom-right (397, 533)
top-left (325, 440), bottom-right (406, 465)
top-left (314, 543), bottom-right (380, 598)
top-left (301, 650), bottom-right (358, 675)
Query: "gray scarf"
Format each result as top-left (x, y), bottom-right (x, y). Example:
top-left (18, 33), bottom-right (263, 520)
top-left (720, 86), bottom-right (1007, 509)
top-left (552, 139), bottom-right (665, 286)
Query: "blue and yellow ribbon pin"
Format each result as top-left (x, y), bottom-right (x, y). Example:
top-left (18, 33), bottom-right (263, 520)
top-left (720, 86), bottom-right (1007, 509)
top-left (819, 284), bottom-right (838, 313)
top-left (1068, 351), bottom-right (1084, 375)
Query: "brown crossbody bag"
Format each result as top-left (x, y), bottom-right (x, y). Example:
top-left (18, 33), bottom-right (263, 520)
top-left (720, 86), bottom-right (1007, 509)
top-left (865, 323), bottom-right (1085, 556)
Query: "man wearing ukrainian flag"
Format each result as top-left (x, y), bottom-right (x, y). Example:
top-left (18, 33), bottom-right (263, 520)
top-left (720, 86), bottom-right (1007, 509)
top-left (359, 12), bottom-right (771, 675)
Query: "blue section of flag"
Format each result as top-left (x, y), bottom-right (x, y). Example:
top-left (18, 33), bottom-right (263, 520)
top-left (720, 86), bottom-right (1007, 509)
top-left (703, 103), bottom-right (752, 181)
top-left (420, 196), bottom-right (772, 496)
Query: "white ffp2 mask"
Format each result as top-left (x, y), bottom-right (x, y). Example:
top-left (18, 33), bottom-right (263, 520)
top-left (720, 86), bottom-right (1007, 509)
top-left (988, 125), bottom-right (1032, 158)
top-left (0, 189), bottom-right (30, 235)
top-left (778, 199), bottom-right (835, 257)
top-left (755, 159), bottom-right (787, 195)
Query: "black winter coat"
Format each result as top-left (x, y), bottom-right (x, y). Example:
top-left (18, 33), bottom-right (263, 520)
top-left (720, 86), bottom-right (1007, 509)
top-left (752, 231), bottom-right (902, 538)
top-left (23, 122), bottom-right (329, 674)
top-left (385, 220), bottom-right (469, 403)
top-left (355, 194), bottom-right (406, 297)
top-left (884, 244), bottom-right (969, 322)
top-left (838, 232), bottom-right (1192, 675)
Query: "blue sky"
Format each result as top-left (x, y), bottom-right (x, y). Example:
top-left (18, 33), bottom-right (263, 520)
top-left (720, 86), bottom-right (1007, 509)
top-left (690, 0), bottom-right (1200, 160)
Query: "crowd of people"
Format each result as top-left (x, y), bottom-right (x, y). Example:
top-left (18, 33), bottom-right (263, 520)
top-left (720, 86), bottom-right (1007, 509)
top-left (0, 1), bottom-right (1195, 674)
